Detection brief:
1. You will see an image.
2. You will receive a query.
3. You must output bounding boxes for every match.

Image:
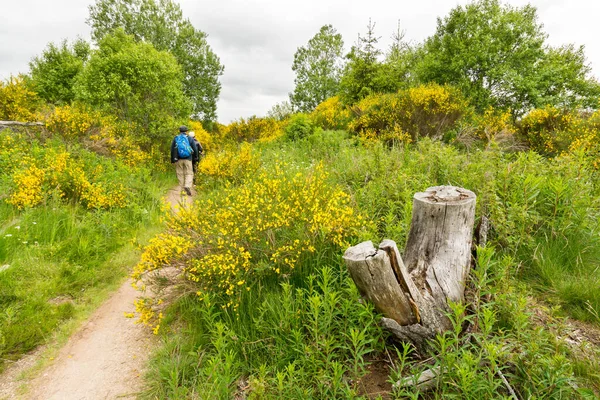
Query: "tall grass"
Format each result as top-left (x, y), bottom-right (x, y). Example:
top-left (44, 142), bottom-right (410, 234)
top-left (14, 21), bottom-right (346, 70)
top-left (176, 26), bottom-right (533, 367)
top-left (0, 132), bottom-right (173, 371)
top-left (141, 130), bottom-right (600, 397)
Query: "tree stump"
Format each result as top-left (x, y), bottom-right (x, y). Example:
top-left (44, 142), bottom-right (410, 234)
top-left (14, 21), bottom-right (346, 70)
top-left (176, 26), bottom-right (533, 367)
top-left (344, 186), bottom-right (476, 350)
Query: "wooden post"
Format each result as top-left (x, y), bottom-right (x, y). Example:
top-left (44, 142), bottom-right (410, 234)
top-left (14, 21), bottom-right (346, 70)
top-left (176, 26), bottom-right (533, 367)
top-left (343, 186), bottom-right (476, 349)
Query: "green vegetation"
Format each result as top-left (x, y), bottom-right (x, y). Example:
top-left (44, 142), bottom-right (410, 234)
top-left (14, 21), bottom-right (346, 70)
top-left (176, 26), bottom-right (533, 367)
top-left (1, 0), bottom-right (600, 398)
top-left (88, 0), bottom-right (224, 121)
top-left (139, 132), bottom-right (600, 398)
top-left (0, 129), bottom-right (171, 371)
top-left (74, 29), bottom-right (191, 139)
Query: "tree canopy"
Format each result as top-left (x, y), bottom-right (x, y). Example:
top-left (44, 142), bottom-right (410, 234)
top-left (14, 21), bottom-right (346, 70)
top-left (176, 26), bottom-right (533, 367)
top-left (289, 25), bottom-right (345, 113)
top-left (29, 39), bottom-right (90, 105)
top-left (338, 20), bottom-right (397, 105)
top-left (87, 0), bottom-right (223, 121)
top-left (74, 29), bottom-right (192, 139)
top-left (416, 0), bottom-right (599, 115)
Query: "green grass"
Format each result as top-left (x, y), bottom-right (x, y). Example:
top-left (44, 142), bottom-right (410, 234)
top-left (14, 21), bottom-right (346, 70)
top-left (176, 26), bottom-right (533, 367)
top-left (0, 170), bottom-right (172, 371)
top-left (141, 131), bottom-right (600, 398)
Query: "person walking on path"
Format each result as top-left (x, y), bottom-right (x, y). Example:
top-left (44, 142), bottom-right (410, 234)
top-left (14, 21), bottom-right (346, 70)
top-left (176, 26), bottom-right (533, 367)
top-left (171, 125), bottom-right (198, 196)
top-left (188, 131), bottom-right (204, 185)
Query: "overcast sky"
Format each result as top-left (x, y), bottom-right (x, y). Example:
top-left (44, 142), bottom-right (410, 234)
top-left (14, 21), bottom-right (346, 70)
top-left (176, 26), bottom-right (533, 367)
top-left (1, 0), bottom-right (599, 123)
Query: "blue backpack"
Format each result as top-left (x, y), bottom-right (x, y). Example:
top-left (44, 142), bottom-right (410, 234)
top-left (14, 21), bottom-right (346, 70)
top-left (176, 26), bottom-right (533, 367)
top-left (175, 134), bottom-right (193, 158)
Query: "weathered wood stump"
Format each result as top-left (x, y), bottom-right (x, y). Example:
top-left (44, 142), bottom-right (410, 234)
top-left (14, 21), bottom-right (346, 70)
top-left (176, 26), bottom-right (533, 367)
top-left (344, 186), bottom-right (476, 350)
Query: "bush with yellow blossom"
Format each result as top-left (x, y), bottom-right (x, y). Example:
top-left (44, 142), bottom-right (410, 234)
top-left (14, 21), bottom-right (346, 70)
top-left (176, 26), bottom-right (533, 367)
top-left (1, 130), bottom-right (128, 210)
top-left (133, 162), bottom-right (364, 316)
top-left (198, 142), bottom-right (258, 181)
top-left (310, 96), bottom-right (351, 130)
top-left (0, 75), bottom-right (41, 121)
top-left (518, 106), bottom-right (600, 157)
top-left (226, 116), bottom-right (284, 143)
top-left (349, 83), bottom-right (468, 145)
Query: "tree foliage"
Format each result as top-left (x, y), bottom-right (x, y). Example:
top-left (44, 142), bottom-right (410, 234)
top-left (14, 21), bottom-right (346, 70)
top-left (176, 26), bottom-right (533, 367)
top-left (87, 0), bottom-right (223, 121)
top-left (29, 39), bottom-right (90, 105)
top-left (338, 20), bottom-right (395, 105)
top-left (74, 29), bottom-right (192, 140)
top-left (417, 0), bottom-right (599, 115)
top-left (289, 25), bottom-right (344, 113)
top-left (266, 100), bottom-right (293, 121)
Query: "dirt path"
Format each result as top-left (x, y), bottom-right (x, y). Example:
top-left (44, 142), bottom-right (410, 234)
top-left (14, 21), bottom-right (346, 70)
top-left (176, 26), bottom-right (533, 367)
top-left (0, 186), bottom-right (190, 400)
top-left (25, 280), bottom-right (154, 400)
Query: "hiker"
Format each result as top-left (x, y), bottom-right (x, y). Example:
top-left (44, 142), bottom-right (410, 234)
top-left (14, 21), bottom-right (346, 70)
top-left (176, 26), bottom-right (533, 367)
top-left (170, 125), bottom-right (198, 196)
top-left (188, 131), bottom-right (204, 184)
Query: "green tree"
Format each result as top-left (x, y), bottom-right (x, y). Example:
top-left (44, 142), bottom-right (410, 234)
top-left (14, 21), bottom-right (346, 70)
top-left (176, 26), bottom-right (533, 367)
top-left (289, 25), bottom-right (344, 112)
top-left (417, 0), bottom-right (599, 115)
top-left (266, 100), bottom-right (293, 121)
top-left (338, 20), bottom-right (394, 105)
top-left (87, 0), bottom-right (223, 121)
top-left (74, 29), bottom-right (192, 140)
top-left (382, 21), bottom-right (419, 91)
top-left (534, 44), bottom-right (600, 109)
top-left (29, 38), bottom-right (90, 105)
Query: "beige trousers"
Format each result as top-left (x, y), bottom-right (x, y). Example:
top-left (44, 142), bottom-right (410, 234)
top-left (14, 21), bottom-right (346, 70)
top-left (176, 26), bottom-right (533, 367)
top-left (175, 159), bottom-right (193, 189)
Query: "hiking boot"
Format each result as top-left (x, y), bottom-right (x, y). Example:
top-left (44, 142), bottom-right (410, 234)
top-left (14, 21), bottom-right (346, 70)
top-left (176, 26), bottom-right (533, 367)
top-left (184, 187), bottom-right (192, 196)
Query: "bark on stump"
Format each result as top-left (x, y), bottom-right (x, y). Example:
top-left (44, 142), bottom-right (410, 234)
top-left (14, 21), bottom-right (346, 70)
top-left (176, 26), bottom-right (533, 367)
top-left (343, 186), bottom-right (476, 350)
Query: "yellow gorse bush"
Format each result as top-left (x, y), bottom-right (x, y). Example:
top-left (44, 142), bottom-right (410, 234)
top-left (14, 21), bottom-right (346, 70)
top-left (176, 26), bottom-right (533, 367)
top-left (226, 116), bottom-right (283, 143)
top-left (44, 104), bottom-right (150, 167)
top-left (471, 107), bottom-right (516, 143)
top-left (310, 96), bottom-right (351, 130)
top-left (1, 131), bottom-right (128, 210)
top-left (45, 104), bottom-right (97, 139)
top-left (349, 83), bottom-right (468, 145)
top-left (188, 120), bottom-right (214, 151)
top-left (518, 106), bottom-right (600, 157)
top-left (7, 165), bottom-right (45, 209)
top-left (133, 163), bottom-right (364, 311)
top-left (0, 75), bottom-right (41, 121)
top-left (198, 142), bottom-right (258, 181)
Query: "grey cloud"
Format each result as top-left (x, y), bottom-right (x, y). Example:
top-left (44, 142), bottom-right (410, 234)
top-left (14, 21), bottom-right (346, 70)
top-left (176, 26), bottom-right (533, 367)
top-left (2, 0), bottom-right (599, 123)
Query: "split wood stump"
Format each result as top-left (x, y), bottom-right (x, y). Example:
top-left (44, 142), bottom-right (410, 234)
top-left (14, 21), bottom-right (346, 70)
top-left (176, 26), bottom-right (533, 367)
top-left (343, 186), bottom-right (476, 350)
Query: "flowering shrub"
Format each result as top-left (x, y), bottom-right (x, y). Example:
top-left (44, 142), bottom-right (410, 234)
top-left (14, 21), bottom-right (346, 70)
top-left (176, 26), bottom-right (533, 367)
top-left (43, 104), bottom-right (151, 167)
top-left (44, 104), bottom-right (97, 139)
top-left (310, 96), bottom-right (351, 130)
top-left (349, 84), bottom-right (468, 144)
top-left (518, 106), bottom-right (600, 157)
top-left (198, 142), bottom-right (258, 181)
top-left (0, 76), bottom-right (41, 121)
top-left (7, 165), bottom-right (45, 209)
top-left (1, 131), bottom-right (128, 210)
top-left (226, 116), bottom-right (283, 143)
top-left (471, 107), bottom-right (516, 143)
top-left (188, 120), bottom-right (214, 151)
top-left (133, 163), bottom-right (364, 314)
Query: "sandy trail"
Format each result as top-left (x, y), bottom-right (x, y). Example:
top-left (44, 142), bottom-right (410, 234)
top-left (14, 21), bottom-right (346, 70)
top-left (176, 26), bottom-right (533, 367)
top-left (24, 280), bottom-right (153, 400)
top-left (0, 186), bottom-right (191, 400)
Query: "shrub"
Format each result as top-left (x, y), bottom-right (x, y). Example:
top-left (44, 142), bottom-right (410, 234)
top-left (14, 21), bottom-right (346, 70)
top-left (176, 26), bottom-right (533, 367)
top-left (310, 96), bottom-right (351, 130)
top-left (226, 116), bottom-right (283, 143)
top-left (1, 131), bottom-right (128, 210)
top-left (284, 113), bottom-right (315, 141)
top-left (197, 142), bottom-right (258, 181)
top-left (518, 106), bottom-right (600, 157)
top-left (349, 83), bottom-right (468, 145)
top-left (454, 107), bottom-right (518, 149)
top-left (43, 104), bottom-right (151, 167)
top-left (133, 163), bottom-right (364, 317)
top-left (0, 76), bottom-right (41, 121)
top-left (187, 120), bottom-right (214, 151)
